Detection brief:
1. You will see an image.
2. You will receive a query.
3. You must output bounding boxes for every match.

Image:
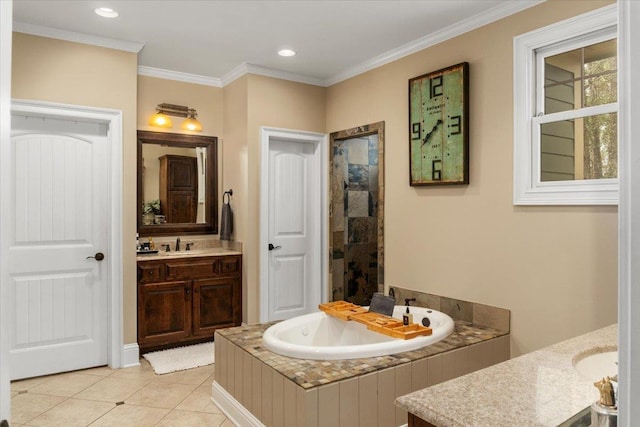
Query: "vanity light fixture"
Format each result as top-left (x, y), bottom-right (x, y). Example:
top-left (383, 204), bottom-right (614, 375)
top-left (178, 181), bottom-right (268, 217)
top-left (278, 49), bottom-right (296, 57)
top-left (148, 103), bottom-right (203, 132)
top-left (94, 7), bottom-right (119, 18)
top-left (181, 109), bottom-right (203, 132)
top-left (148, 108), bottom-right (173, 128)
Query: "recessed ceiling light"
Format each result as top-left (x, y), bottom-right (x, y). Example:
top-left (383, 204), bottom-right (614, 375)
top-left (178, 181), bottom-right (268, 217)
top-left (278, 49), bottom-right (296, 57)
top-left (95, 7), bottom-right (119, 18)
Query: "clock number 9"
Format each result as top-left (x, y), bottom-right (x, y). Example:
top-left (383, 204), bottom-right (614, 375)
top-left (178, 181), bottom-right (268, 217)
top-left (449, 115), bottom-right (461, 135)
top-left (430, 76), bottom-right (443, 99)
top-left (411, 122), bottom-right (421, 140)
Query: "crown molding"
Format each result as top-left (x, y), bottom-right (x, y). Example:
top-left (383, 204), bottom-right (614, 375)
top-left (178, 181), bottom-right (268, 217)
top-left (13, 21), bottom-right (144, 53)
top-left (220, 63), bottom-right (250, 87)
top-left (221, 62), bottom-right (325, 87)
top-left (138, 66), bottom-right (222, 87)
top-left (325, 0), bottom-right (545, 86)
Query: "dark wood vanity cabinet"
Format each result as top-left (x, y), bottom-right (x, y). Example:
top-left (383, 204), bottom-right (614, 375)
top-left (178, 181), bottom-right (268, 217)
top-left (137, 255), bottom-right (242, 353)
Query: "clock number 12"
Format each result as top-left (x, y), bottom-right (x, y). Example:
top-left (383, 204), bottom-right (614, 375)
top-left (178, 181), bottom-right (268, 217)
top-left (430, 76), bottom-right (443, 99)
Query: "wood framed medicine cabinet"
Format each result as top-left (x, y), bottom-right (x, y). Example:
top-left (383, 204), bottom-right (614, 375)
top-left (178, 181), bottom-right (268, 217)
top-left (137, 130), bottom-right (218, 237)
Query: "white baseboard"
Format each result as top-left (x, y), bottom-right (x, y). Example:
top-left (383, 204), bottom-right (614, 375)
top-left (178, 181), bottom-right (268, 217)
top-left (212, 381), bottom-right (264, 427)
top-left (121, 343), bottom-right (140, 368)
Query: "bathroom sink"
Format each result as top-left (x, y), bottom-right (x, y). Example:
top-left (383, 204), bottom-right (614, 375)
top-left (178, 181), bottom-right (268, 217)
top-left (572, 347), bottom-right (618, 381)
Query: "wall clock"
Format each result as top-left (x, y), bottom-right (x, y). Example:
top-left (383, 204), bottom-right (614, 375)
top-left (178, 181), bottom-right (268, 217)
top-left (409, 62), bottom-right (469, 186)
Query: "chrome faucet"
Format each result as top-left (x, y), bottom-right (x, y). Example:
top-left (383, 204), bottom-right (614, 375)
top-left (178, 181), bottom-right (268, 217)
top-left (175, 237), bottom-right (181, 251)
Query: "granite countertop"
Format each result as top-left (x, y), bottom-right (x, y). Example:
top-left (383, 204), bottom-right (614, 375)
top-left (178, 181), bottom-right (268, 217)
top-left (217, 320), bottom-right (507, 389)
top-left (395, 324), bottom-right (617, 427)
top-left (136, 247), bottom-right (242, 261)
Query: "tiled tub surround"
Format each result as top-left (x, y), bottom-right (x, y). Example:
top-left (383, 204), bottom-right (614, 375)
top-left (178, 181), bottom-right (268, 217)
top-left (388, 286), bottom-right (510, 331)
top-left (395, 324), bottom-right (617, 427)
top-left (212, 314), bottom-right (510, 427)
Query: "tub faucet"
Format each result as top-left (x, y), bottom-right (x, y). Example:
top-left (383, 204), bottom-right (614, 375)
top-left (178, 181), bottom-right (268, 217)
top-left (175, 237), bottom-right (181, 252)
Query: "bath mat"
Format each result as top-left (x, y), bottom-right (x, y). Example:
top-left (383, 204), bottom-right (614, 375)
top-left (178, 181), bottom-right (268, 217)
top-left (143, 342), bottom-right (214, 375)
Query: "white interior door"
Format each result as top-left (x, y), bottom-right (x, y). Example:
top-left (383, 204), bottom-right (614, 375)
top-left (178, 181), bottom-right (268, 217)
top-left (267, 138), bottom-right (321, 321)
top-left (8, 114), bottom-right (109, 380)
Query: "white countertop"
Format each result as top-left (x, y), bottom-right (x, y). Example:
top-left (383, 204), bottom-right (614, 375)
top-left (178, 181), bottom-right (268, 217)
top-left (395, 324), bottom-right (617, 427)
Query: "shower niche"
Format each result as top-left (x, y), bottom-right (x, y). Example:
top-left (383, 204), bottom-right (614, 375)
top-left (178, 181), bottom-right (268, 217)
top-left (329, 122), bottom-right (384, 305)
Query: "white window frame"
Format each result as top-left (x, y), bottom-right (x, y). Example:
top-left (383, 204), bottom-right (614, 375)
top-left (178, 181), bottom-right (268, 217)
top-left (513, 4), bottom-right (618, 205)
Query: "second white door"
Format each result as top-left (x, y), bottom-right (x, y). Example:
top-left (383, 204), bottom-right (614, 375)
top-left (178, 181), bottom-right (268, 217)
top-left (267, 138), bottom-right (321, 321)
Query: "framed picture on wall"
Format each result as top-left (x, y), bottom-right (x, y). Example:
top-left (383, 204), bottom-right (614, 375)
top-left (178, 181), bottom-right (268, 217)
top-left (409, 62), bottom-right (469, 186)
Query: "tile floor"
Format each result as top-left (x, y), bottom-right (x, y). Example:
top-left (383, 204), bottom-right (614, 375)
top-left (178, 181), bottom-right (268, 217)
top-left (10, 359), bottom-right (233, 426)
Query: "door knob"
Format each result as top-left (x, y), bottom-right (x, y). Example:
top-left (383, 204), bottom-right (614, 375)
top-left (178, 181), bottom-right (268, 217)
top-left (268, 244), bottom-right (282, 251)
top-left (86, 252), bottom-right (105, 261)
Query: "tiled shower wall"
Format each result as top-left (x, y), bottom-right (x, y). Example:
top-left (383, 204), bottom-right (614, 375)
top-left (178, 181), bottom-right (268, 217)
top-left (331, 134), bottom-right (380, 304)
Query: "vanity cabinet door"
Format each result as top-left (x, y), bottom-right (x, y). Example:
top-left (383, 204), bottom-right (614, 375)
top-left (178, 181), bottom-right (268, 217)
top-left (138, 280), bottom-right (192, 347)
top-left (218, 256), bottom-right (241, 276)
top-left (137, 262), bottom-right (164, 283)
top-left (192, 277), bottom-right (239, 337)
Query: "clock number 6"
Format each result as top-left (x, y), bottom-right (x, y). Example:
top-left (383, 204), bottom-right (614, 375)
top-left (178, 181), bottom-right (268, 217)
top-left (432, 159), bottom-right (442, 181)
top-left (430, 76), bottom-right (443, 99)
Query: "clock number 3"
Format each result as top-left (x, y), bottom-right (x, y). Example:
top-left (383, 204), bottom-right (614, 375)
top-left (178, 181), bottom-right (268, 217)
top-left (430, 76), bottom-right (443, 99)
top-left (449, 115), bottom-right (461, 135)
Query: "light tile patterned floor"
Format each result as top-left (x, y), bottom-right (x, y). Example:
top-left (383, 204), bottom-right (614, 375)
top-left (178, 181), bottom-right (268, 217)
top-left (10, 359), bottom-right (234, 427)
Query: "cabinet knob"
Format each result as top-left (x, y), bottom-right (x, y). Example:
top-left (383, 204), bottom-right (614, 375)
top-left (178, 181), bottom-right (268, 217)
top-left (185, 287), bottom-right (190, 295)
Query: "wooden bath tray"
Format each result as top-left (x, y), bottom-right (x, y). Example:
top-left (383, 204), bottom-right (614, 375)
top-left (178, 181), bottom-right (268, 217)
top-left (319, 301), bottom-right (433, 340)
top-left (319, 301), bottom-right (367, 320)
top-left (386, 324), bottom-right (432, 340)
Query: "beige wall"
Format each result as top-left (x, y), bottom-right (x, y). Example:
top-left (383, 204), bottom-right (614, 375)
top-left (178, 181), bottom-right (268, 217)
top-left (224, 74), bottom-right (326, 323)
top-left (137, 75), bottom-right (222, 138)
top-left (326, 0), bottom-right (617, 356)
top-left (11, 33), bottom-right (140, 344)
top-left (221, 75), bottom-right (249, 319)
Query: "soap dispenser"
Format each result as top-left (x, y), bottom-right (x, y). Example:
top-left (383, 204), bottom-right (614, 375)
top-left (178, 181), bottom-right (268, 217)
top-left (403, 298), bottom-right (416, 325)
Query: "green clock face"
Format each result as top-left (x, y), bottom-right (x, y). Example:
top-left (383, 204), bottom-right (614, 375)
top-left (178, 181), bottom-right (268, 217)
top-left (409, 62), bottom-right (469, 186)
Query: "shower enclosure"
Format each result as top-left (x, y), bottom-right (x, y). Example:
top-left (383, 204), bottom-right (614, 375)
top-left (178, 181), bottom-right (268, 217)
top-left (329, 122), bottom-right (385, 305)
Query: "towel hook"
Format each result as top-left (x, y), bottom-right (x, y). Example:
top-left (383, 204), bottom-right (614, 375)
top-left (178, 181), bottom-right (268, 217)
top-left (223, 189), bottom-right (233, 204)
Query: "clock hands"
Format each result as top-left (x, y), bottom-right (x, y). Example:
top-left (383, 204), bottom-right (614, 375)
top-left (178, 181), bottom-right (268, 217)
top-left (422, 119), bottom-right (443, 146)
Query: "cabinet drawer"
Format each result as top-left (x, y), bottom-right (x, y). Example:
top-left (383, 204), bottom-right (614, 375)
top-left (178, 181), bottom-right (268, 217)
top-left (166, 260), bottom-right (216, 280)
top-left (219, 256), bottom-right (241, 275)
top-left (138, 263), bottom-right (164, 283)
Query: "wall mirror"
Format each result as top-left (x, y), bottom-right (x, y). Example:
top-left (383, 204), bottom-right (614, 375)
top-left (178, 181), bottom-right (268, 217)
top-left (137, 130), bottom-right (218, 236)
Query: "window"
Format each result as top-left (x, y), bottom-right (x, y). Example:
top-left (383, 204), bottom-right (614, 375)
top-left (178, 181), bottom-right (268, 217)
top-left (513, 5), bottom-right (618, 205)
